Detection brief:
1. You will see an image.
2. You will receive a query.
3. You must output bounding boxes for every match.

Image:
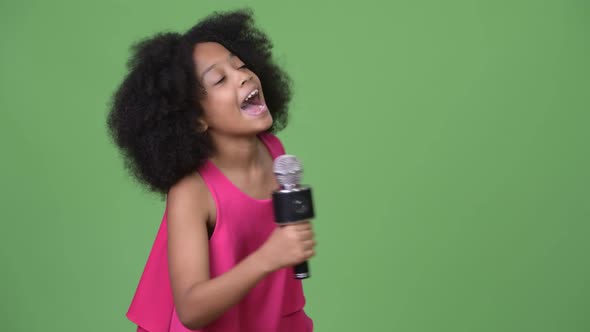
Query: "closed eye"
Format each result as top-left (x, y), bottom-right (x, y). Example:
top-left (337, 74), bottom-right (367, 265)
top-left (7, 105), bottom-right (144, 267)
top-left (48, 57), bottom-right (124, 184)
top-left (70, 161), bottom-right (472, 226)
top-left (214, 76), bottom-right (225, 85)
top-left (214, 64), bottom-right (247, 85)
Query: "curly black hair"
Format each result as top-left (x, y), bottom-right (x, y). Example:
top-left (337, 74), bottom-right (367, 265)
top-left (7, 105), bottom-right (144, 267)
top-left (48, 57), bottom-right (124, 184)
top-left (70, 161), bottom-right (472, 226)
top-left (107, 8), bottom-right (292, 195)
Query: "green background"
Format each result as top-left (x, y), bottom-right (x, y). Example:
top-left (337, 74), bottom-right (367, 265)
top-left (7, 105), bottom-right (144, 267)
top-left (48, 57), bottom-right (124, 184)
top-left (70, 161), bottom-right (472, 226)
top-left (1, 0), bottom-right (588, 331)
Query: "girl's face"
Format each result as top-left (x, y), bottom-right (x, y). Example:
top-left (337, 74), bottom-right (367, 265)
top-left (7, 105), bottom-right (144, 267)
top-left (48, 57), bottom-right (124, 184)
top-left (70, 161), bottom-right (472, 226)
top-left (193, 42), bottom-right (272, 136)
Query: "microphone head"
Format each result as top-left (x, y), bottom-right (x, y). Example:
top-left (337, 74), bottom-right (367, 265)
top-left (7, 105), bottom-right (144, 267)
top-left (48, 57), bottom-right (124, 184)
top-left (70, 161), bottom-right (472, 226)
top-left (273, 155), bottom-right (302, 189)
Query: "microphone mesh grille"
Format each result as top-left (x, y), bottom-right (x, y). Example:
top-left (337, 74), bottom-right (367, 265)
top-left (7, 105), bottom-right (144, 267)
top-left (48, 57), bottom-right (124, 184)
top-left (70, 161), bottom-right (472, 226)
top-left (273, 155), bottom-right (302, 187)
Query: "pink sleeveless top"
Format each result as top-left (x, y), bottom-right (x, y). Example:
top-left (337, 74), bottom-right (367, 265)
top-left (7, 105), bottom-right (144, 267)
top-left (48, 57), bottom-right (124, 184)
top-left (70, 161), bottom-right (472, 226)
top-left (126, 132), bottom-right (313, 332)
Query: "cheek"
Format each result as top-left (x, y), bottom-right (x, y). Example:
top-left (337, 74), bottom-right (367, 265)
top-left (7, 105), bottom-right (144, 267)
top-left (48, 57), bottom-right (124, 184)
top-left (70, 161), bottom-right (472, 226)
top-left (200, 91), bottom-right (239, 121)
top-left (205, 89), bottom-right (237, 110)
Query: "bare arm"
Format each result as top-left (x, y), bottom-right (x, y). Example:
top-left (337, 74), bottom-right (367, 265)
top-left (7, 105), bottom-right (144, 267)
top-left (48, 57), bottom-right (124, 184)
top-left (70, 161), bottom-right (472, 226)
top-left (167, 173), bottom-right (271, 330)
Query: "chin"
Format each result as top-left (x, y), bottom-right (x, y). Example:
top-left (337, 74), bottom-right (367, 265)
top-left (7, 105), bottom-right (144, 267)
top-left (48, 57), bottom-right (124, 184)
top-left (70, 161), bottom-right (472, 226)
top-left (253, 115), bottom-right (273, 133)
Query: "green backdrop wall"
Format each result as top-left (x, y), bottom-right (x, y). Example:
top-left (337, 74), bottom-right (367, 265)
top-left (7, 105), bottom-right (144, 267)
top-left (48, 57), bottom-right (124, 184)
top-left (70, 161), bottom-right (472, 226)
top-left (1, 0), bottom-right (588, 331)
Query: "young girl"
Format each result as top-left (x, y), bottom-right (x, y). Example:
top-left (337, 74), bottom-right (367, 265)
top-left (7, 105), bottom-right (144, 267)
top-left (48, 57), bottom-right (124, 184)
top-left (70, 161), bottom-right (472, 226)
top-left (107, 8), bottom-right (316, 332)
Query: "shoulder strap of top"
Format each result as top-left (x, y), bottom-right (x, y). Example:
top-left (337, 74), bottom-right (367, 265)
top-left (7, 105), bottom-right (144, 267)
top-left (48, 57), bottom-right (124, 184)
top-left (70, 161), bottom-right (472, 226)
top-left (258, 131), bottom-right (286, 159)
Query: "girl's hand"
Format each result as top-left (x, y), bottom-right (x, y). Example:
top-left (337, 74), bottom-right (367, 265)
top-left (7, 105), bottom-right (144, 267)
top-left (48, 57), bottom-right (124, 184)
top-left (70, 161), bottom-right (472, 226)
top-left (255, 221), bottom-right (316, 273)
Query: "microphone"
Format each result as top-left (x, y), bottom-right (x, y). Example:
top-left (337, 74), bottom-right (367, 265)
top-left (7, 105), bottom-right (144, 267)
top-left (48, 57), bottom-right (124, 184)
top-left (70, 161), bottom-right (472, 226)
top-left (272, 155), bottom-right (315, 279)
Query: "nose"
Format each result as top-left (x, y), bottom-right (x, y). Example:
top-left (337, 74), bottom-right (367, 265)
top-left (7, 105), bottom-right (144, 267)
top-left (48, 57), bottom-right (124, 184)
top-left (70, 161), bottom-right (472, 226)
top-left (238, 71), bottom-right (253, 87)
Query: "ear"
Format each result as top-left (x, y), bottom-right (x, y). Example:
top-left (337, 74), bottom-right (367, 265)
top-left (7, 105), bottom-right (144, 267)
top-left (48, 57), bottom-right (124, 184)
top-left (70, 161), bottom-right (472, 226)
top-left (197, 118), bottom-right (209, 133)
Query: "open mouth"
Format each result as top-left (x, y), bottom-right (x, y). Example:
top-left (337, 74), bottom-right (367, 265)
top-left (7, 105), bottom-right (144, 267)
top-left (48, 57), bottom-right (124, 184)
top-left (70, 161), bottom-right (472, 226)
top-left (240, 89), bottom-right (267, 116)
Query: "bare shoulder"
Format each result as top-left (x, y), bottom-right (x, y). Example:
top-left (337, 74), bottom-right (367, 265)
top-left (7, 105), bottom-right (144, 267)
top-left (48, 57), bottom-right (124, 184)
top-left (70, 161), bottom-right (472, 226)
top-left (167, 171), bottom-right (213, 226)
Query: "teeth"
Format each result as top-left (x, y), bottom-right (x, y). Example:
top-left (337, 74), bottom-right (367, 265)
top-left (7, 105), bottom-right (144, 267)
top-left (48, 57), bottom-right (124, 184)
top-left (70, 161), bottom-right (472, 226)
top-left (244, 89), bottom-right (259, 102)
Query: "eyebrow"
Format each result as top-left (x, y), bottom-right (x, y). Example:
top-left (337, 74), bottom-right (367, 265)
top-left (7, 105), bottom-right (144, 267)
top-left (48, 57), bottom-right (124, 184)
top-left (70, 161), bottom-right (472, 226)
top-left (200, 53), bottom-right (236, 80)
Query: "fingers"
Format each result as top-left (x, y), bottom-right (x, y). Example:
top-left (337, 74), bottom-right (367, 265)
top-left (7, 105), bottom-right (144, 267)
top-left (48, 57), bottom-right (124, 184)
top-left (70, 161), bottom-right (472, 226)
top-left (282, 222), bottom-right (313, 239)
top-left (290, 221), bottom-right (312, 231)
top-left (304, 248), bottom-right (315, 259)
top-left (282, 222), bottom-right (317, 261)
top-left (297, 229), bottom-right (314, 241)
top-left (302, 239), bottom-right (316, 250)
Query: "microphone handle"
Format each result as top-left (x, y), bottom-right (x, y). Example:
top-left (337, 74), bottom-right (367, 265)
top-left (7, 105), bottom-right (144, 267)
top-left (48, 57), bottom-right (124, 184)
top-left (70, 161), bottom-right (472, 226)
top-left (294, 261), bottom-right (310, 279)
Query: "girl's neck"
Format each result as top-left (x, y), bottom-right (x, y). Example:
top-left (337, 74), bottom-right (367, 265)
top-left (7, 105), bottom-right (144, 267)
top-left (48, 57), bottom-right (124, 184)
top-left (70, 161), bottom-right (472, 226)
top-left (209, 132), bottom-right (266, 171)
